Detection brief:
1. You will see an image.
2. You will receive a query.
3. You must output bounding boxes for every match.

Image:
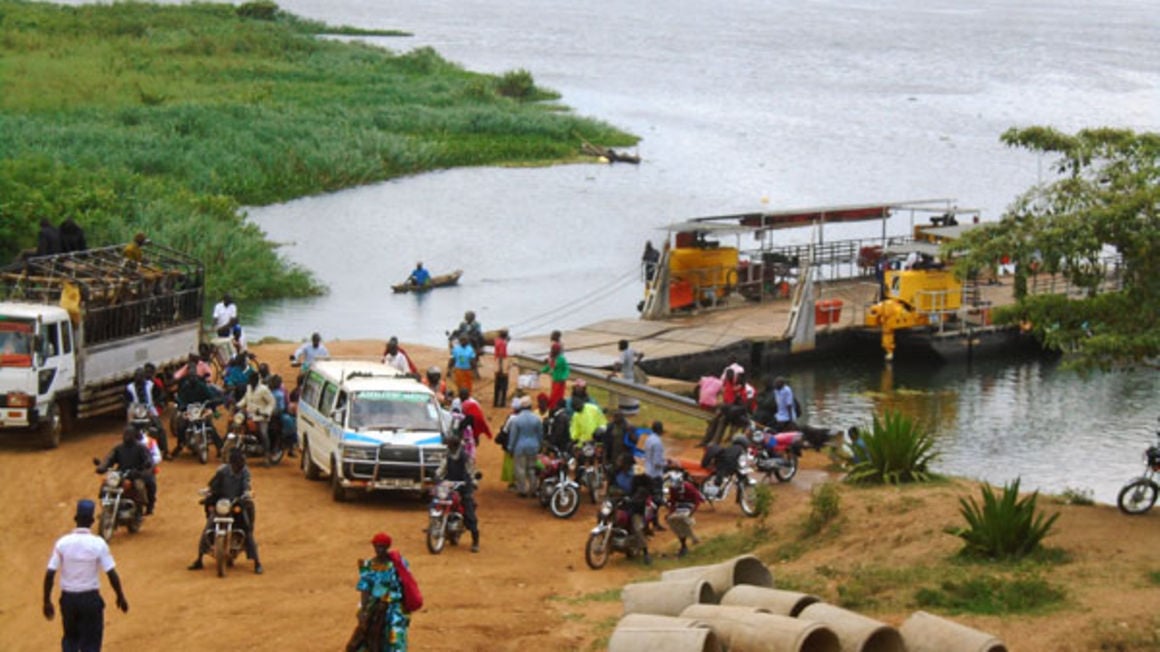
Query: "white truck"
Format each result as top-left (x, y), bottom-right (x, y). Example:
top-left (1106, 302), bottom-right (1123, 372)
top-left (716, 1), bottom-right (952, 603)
top-left (0, 244), bottom-right (204, 447)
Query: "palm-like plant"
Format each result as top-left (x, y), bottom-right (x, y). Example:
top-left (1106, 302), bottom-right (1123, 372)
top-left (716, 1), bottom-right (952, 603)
top-left (846, 410), bottom-right (939, 485)
top-left (952, 478), bottom-right (1060, 560)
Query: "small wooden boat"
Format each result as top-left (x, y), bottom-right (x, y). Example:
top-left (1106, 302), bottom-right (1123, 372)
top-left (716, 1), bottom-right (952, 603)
top-left (391, 269), bottom-right (463, 294)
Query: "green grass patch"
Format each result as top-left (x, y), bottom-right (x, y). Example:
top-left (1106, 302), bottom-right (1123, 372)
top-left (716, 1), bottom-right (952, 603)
top-left (1054, 486), bottom-right (1095, 506)
top-left (914, 573), bottom-right (1066, 615)
top-left (0, 1), bottom-right (636, 300)
top-left (549, 587), bottom-right (621, 605)
top-left (802, 482), bottom-right (841, 537)
top-left (1148, 569), bottom-right (1160, 586)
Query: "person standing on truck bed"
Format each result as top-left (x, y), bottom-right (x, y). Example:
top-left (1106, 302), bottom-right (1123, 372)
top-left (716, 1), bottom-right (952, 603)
top-left (290, 333), bottom-right (329, 371)
top-left (122, 233), bottom-right (148, 263)
top-left (212, 293), bottom-right (238, 338)
top-left (58, 217), bottom-right (87, 254)
top-left (36, 219), bottom-right (61, 257)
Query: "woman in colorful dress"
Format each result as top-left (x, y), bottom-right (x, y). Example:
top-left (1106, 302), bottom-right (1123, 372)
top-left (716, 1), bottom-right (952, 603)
top-left (348, 533), bottom-right (412, 652)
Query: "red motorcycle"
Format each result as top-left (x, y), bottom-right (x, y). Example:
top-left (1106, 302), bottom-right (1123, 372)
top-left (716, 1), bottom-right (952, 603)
top-left (747, 424), bottom-right (803, 483)
top-left (426, 480), bottom-right (467, 554)
top-left (536, 447), bottom-right (581, 519)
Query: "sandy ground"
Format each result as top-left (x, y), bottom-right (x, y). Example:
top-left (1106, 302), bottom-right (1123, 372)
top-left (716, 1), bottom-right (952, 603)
top-left (2, 340), bottom-right (1158, 651)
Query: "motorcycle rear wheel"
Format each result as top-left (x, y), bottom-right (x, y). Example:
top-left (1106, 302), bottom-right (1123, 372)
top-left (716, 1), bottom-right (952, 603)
top-left (127, 509), bottom-right (143, 533)
top-left (426, 517), bottom-right (446, 554)
top-left (585, 531), bottom-right (611, 570)
top-left (772, 455), bottom-right (798, 483)
top-left (1117, 479), bottom-right (1158, 515)
top-left (550, 485), bottom-right (581, 519)
top-left (214, 534), bottom-right (227, 578)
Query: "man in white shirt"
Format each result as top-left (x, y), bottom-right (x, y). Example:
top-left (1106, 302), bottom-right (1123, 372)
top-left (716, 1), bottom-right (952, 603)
top-left (212, 293), bottom-right (238, 337)
top-left (43, 499), bottom-right (129, 651)
top-left (291, 332), bottom-right (329, 371)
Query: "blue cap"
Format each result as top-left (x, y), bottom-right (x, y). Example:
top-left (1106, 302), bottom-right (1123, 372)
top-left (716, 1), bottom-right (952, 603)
top-left (75, 499), bottom-right (96, 520)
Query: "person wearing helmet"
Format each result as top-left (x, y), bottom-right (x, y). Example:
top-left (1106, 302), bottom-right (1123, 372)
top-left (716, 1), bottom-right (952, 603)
top-left (664, 470), bottom-right (705, 558)
top-left (425, 366), bottom-right (449, 407)
top-left (436, 430), bottom-right (480, 552)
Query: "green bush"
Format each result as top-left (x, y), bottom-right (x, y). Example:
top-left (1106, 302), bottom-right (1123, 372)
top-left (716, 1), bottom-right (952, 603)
top-left (949, 478), bottom-right (1060, 560)
top-left (846, 410), bottom-right (939, 485)
top-left (802, 482), bottom-right (841, 536)
top-left (497, 69), bottom-right (536, 99)
top-left (236, 1), bottom-right (280, 21)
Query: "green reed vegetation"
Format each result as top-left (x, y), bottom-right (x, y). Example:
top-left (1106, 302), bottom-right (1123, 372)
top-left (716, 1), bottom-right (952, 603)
top-left (0, 1), bottom-right (636, 299)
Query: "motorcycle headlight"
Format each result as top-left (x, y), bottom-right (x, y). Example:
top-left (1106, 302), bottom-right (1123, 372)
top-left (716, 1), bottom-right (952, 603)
top-left (131, 404), bottom-right (148, 420)
top-left (233, 412), bottom-right (245, 426)
top-left (215, 499), bottom-right (232, 516)
top-left (599, 501), bottom-right (613, 518)
top-left (106, 471), bottom-right (121, 487)
top-left (435, 483), bottom-right (451, 500)
top-left (567, 457), bottom-right (578, 471)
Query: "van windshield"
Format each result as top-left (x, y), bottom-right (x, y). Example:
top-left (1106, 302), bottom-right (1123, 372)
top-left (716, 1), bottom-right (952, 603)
top-left (0, 320), bottom-right (34, 368)
top-left (349, 390), bottom-right (441, 432)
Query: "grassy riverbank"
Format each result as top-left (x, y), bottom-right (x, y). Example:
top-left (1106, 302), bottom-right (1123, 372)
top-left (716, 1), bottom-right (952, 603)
top-left (0, 1), bottom-right (636, 298)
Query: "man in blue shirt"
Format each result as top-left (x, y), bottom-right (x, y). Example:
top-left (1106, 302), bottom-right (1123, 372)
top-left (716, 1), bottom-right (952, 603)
top-left (448, 335), bottom-right (476, 394)
top-left (773, 377), bottom-right (797, 432)
top-left (408, 262), bottom-right (430, 288)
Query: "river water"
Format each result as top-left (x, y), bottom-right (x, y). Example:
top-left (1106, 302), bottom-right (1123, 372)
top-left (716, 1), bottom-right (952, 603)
top-left (68, 0), bottom-right (1160, 502)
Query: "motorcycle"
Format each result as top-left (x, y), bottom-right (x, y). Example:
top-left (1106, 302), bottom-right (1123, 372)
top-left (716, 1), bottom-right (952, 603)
top-left (575, 440), bottom-right (607, 504)
top-left (536, 447), bottom-right (581, 519)
top-left (426, 480), bottom-right (467, 554)
top-left (199, 489), bottom-right (252, 578)
top-left (1117, 418), bottom-right (1160, 515)
top-left (180, 402), bottom-right (218, 465)
top-left (670, 449), bottom-right (759, 518)
top-left (221, 410), bottom-right (284, 465)
top-left (128, 402), bottom-right (164, 448)
top-left (747, 423), bottom-right (803, 483)
top-left (584, 496), bottom-right (652, 569)
top-left (92, 459), bottom-right (146, 541)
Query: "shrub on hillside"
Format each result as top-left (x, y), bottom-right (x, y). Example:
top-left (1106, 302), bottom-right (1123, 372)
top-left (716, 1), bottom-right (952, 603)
top-left (845, 410), bottom-right (939, 485)
top-left (949, 478), bottom-right (1060, 560)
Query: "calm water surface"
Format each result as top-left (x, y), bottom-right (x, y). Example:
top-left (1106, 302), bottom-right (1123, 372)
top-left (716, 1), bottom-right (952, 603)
top-left (65, 0), bottom-right (1160, 501)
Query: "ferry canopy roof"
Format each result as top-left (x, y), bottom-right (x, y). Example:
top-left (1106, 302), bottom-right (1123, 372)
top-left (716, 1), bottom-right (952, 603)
top-left (659, 199), bottom-right (965, 235)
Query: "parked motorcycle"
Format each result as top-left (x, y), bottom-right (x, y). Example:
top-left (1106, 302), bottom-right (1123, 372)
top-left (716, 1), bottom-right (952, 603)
top-left (1117, 418), bottom-right (1160, 515)
top-left (221, 410), bottom-right (283, 465)
top-left (536, 447), bottom-right (581, 519)
top-left (575, 440), bottom-right (607, 504)
top-left (199, 489), bottom-right (252, 578)
top-left (584, 496), bottom-right (652, 569)
top-left (671, 448), bottom-right (759, 518)
top-left (748, 424), bottom-right (803, 483)
top-left (180, 402), bottom-right (218, 465)
top-left (426, 480), bottom-right (467, 554)
top-left (92, 459), bottom-right (146, 541)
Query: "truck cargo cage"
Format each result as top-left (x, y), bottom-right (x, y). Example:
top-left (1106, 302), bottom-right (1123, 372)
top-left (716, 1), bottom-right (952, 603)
top-left (1, 244), bottom-right (204, 348)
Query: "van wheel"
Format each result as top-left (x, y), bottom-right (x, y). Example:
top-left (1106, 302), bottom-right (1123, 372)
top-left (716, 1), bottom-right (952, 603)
top-left (301, 440), bottom-right (322, 481)
top-left (40, 402), bottom-right (62, 449)
top-left (330, 457), bottom-right (347, 502)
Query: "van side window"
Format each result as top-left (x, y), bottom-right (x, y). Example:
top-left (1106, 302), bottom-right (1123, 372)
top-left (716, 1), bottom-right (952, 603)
top-left (301, 373), bottom-right (323, 409)
top-left (319, 382), bottom-right (338, 415)
top-left (60, 322), bottom-right (72, 354)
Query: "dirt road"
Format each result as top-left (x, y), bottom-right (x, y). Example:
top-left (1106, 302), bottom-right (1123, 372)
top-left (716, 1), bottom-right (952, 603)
top-left (0, 340), bottom-right (723, 651)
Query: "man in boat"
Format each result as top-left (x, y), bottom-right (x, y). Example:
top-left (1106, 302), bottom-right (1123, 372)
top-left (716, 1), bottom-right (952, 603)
top-left (407, 262), bottom-right (431, 288)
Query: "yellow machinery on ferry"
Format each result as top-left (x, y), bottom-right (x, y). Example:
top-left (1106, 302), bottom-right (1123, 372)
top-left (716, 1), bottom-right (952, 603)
top-left (666, 237), bottom-right (739, 310)
top-left (865, 254), bottom-right (962, 361)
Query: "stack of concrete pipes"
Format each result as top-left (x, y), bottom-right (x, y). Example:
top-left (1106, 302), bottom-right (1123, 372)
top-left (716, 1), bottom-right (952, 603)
top-left (608, 555), bottom-right (1007, 652)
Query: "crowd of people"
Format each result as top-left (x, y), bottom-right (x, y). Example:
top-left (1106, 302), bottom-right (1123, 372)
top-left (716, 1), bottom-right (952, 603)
top-left (45, 300), bottom-right (821, 651)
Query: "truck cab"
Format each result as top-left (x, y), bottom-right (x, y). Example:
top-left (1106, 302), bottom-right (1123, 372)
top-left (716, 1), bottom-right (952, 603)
top-left (0, 304), bottom-right (76, 446)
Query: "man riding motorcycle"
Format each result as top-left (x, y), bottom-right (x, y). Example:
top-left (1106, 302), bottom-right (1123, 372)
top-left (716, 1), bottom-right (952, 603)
top-left (702, 435), bottom-right (750, 487)
top-left (188, 449), bottom-right (263, 574)
top-left (171, 369), bottom-right (225, 458)
top-left (125, 367), bottom-right (169, 461)
top-left (235, 373), bottom-right (276, 466)
top-left (97, 426), bottom-right (156, 515)
top-left (436, 432), bottom-right (480, 553)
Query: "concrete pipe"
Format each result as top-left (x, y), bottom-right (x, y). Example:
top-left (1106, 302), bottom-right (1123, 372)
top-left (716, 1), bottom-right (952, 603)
top-left (661, 554), bottom-right (774, 600)
top-left (623, 579), bottom-right (715, 616)
top-left (607, 627), bottom-right (722, 652)
top-left (899, 611), bottom-right (1008, 652)
top-left (721, 585), bottom-right (822, 617)
top-left (797, 603), bottom-right (904, 652)
top-left (617, 613), bottom-right (710, 630)
top-left (681, 604), bottom-right (841, 652)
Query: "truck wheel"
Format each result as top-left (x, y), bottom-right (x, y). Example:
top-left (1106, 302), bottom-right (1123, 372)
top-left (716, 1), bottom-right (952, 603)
top-left (40, 402), bottom-right (62, 449)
